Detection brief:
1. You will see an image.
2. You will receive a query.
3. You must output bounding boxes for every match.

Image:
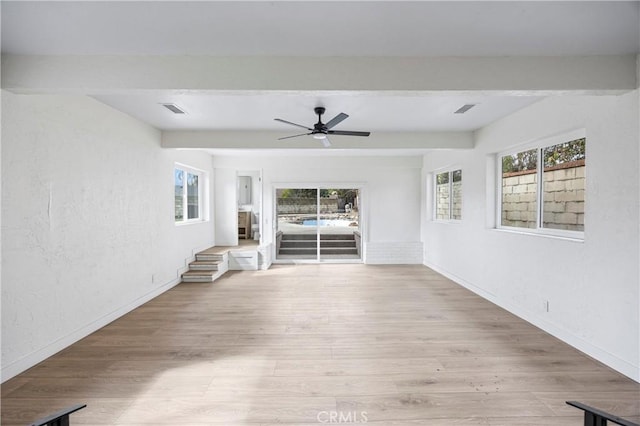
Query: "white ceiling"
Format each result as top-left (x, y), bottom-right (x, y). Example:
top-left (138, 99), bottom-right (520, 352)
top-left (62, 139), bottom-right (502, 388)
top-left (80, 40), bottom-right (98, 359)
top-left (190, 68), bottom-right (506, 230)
top-left (3, 1), bottom-right (639, 56)
top-left (92, 92), bottom-right (542, 132)
top-left (2, 1), bottom-right (639, 139)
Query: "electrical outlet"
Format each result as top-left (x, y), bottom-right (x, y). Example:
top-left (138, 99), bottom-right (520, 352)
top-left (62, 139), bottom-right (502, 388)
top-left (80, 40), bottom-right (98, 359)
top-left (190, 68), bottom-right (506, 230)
top-left (544, 300), bottom-right (550, 312)
top-left (152, 274), bottom-right (156, 284)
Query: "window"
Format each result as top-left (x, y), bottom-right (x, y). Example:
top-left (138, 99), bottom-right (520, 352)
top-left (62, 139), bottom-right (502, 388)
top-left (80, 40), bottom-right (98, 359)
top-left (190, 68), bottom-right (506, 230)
top-left (175, 164), bottom-right (206, 223)
top-left (499, 131), bottom-right (585, 237)
top-left (434, 168), bottom-right (462, 221)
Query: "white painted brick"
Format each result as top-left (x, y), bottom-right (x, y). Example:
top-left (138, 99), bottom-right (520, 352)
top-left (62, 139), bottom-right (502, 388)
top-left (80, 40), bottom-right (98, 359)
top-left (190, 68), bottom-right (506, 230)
top-left (365, 242), bottom-right (424, 264)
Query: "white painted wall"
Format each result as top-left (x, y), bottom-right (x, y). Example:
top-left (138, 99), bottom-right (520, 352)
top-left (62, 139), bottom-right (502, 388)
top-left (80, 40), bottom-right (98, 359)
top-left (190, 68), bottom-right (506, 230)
top-left (213, 156), bottom-right (422, 263)
top-left (214, 168), bottom-right (238, 247)
top-left (212, 155), bottom-right (424, 264)
top-left (422, 92), bottom-right (640, 381)
top-left (1, 91), bottom-right (215, 381)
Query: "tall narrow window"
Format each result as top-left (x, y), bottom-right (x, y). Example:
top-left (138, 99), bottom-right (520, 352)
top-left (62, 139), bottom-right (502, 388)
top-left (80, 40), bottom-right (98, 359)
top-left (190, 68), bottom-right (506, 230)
top-left (174, 169), bottom-right (184, 222)
top-left (452, 169), bottom-right (462, 220)
top-left (501, 148), bottom-right (538, 229)
top-left (187, 173), bottom-right (199, 219)
top-left (434, 168), bottom-right (462, 221)
top-left (542, 139), bottom-right (585, 231)
top-left (175, 164), bottom-right (206, 224)
top-left (498, 131), bottom-right (585, 237)
top-left (435, 172), bottom-right (450, 220)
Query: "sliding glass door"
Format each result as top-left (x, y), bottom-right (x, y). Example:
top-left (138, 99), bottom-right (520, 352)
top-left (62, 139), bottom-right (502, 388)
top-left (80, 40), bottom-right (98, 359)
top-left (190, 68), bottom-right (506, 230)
top-left (276, 188), bottom-right (318, 260)
top-left (276, 187), bottom-right (361, 261)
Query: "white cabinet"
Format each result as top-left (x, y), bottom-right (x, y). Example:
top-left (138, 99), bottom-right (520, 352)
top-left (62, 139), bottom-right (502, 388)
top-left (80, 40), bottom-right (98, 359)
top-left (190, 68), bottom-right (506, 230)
top-left (229, 250), bottom-right (258, 271)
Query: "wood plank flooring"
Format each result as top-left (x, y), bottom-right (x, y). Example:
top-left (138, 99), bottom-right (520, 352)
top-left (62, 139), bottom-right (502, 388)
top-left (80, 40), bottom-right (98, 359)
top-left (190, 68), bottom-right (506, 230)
top-left (2, 264), bottom-right (639, 425)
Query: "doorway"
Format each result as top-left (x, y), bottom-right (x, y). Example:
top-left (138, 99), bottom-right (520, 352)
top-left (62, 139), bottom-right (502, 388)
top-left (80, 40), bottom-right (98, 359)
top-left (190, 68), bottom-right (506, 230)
top-left (237, 170), bottom-right (262, 246)
top-left (275, 187), bottom-right (362, 262)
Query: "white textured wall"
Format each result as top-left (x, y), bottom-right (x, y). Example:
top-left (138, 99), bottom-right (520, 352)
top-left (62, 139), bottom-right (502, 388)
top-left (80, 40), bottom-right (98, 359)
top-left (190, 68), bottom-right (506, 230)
top-left (212, 155), bottom-right (423, 264)
top-left (422, 92), bottom-right (640, 381)
top-left (214, 167), bottom-right (238, 246)
top-left (1, 92), bottom-right (215, 381)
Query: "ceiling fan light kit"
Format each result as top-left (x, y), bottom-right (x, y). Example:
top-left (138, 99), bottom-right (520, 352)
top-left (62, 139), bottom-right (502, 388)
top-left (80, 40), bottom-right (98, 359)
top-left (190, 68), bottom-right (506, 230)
top-left (275, 106), bottom-right (371, 148)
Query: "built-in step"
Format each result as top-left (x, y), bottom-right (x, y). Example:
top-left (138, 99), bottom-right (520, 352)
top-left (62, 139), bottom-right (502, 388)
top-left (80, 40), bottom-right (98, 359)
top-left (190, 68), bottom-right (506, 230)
top-left (278, 233), bottom-right (358, 257)
top-left (188, 260), bottom-right (221, 271)
top-left (181, 269), bottom-right (217, 283)
top-left (181, 249), bottom-right (229, 283)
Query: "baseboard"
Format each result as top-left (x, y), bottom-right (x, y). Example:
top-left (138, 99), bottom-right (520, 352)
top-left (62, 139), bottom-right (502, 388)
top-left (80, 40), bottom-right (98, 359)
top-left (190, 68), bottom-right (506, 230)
top-left (424, 260), bottom-right (640, 383)
top-left (1, 276), bottom-right (182, 383)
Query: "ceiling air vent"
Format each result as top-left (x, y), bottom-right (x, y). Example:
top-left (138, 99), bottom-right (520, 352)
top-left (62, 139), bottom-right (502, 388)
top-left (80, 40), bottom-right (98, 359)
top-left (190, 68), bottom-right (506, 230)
top-left (454, 104), bottom-right (476, 114)
top-left (161, 103), bottom-right (186, 114)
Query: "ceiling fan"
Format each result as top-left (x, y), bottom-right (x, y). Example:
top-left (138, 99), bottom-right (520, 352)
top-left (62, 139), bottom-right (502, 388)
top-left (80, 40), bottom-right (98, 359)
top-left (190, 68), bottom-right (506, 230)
top-left (274, 107), bottom-right (370, 147)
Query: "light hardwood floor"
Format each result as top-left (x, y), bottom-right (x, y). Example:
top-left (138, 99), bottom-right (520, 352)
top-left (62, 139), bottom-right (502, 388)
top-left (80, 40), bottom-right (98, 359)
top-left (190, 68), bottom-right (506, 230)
top-left (2, 265), bottom-right (639, 425)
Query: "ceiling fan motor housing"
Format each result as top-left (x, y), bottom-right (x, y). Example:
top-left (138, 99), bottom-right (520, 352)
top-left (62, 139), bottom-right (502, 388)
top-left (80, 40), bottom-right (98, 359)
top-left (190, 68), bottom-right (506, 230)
top-left (274, 107), bottom-right (370, 144)
top-left (313, 107), bottom-right (327, 133)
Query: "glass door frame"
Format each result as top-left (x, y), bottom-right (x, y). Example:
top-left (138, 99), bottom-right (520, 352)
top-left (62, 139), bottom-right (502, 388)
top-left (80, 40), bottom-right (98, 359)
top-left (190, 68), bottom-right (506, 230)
top-left (272, 182), bottom-right (366, 264)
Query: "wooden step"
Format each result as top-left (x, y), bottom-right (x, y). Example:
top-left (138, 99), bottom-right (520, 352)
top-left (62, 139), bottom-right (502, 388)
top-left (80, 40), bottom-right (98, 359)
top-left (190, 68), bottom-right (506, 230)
top-left (280, 240), bottom-right (316, 248)
top-left (278, 247), bottom-right (358, 256)
top-left (322, 240), bottom-right (356, 247)
top-left (281, 234), bottom-right (315, 241)
top-left (188, 260), bottom-right (221, 271)
top-left (321, 247), bottom-right (358, 255)
top-left (279, 248), bottom-right (317, 255)
top-left (280, 240), bottom-right (356, 248)
top-left (195, 252), bottom-right (225, 262)
top-left (320, 234), bottom-right (355, 240)
top-left (181, 269), bottom-right (216, 283)
top-left (281, 233), bottom-right (355, 241)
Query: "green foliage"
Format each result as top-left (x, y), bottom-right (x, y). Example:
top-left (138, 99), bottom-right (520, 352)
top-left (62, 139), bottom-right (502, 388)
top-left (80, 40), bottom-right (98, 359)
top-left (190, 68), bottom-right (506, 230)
top-left (436, 170), bottom-right (462, 185)
top-left (502, 148), bottom-right (538, 173)
top-left (502, 138), bottom-right (586, 174)
top-left (436, 172), bottom-right (449, 185)
top-left (278, 189), bottom-right (317, 199)
top-left (543, 138), bottom-right (585, 168)
top-left (277, 188), bottom-right (359, 205)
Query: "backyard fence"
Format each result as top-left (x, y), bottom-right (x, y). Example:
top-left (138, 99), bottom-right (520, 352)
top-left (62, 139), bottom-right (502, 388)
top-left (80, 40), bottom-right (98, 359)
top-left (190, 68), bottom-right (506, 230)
top-left (501, 160), bottom-right (585, 230)
top-left (277, 198), bottom-right (341, 214)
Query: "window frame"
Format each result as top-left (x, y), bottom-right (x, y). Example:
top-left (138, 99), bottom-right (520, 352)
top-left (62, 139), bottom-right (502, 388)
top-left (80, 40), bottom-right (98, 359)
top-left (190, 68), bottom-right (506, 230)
top-left (433, 166), bottom-right (463, 222)
top-left (496, 129), bottom-right (586, 240)
top-left (174, 163), bottom-right (207, 225)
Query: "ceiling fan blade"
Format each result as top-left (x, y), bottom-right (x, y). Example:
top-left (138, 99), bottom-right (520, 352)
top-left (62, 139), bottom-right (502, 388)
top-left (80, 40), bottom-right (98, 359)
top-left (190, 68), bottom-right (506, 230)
top-left (327, 130), bottom-right (371, 137)
top-left (324, 112), bottom-right (349, 129)
top-left (322, 137), bottom-right (332, 148)
top-left (278, 132), bottom-right (311, 140)
top-left (274, 118), bottom-right (312, 131)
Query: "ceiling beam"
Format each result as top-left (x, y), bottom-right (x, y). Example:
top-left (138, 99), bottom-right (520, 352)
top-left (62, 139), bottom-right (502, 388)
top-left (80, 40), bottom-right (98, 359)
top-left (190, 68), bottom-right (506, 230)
top-left (2, 55), bottom-right (637, 94)
top-left (161, 130), bottom-right (473, 150)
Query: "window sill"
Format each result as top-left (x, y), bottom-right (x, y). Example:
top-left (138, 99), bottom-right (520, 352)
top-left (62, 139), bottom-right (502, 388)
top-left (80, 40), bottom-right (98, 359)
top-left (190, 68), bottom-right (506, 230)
top-left (175, 219), bottom-right (208, 227)
top-left (493, 227), bottom-right (584, 243)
